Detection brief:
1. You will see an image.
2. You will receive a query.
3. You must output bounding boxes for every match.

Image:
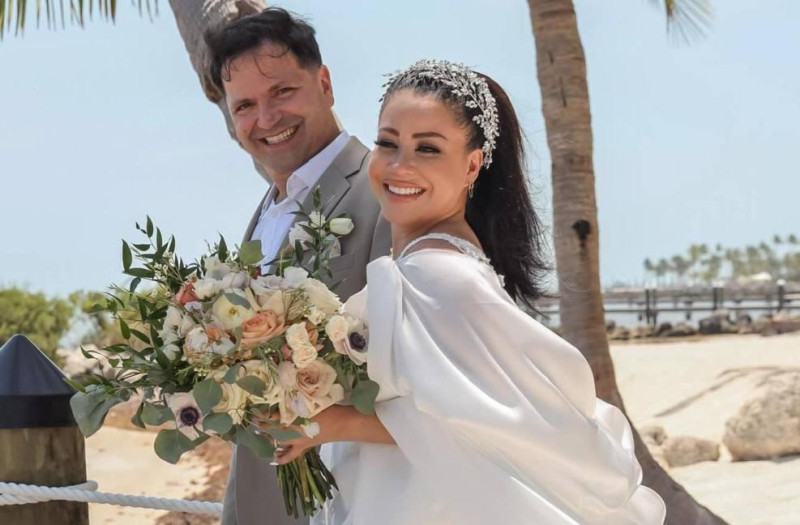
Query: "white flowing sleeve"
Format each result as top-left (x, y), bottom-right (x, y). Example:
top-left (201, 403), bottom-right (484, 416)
top-left (365, 252), bottom-right (665, 525)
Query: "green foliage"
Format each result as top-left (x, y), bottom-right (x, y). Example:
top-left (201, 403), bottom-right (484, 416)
top-left (0, 287), bottom-right (73, 361)
top-left (643, 234), bottom-right (800, 284)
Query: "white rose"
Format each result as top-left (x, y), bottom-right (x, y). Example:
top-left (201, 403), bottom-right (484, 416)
top-left (307, 306), bottom-right (327, 326)
top-left (308, 211), bottom-right (326, 228)
top-left (209, 338), bottom-right (235, 356)
top-left (185, 326), bottom-right (210, 355)
top-left (214, 382), bottom-right (249, 425)
top-left (178, 315), bottom-right (196, 337)
top-left (286, 323), bottom-right (311, 349)
top-left (282, 267), bottom-right (308, 288)
top-left (329, 217), bottom-right (354, 236)
top-left (162, 343), bottom-right (182, 361)
top-left (210, 289), bottom-right (258, 330)
top-left (292, 343), bottom-right (318, 369)
top-left (277, 361), bottom-right (298, 390)
top-left (325, 315), bottom-right (350, 342)
top-left (304, 278), bottom-right (342, 315)
top-left (165, 305), bottom-right (183, 329)
top-left (250, 280), bottom-right (286, 316)
top-left (241, 360), bottom-right (282, 404)
top-left (193, 278), bottom-right (220, 300)
top-left (288, 222), bottom-right (313, 248)
top-left (301, 422), bottom-right (321, 438)
top-left (159, 327), bottom-right (180, 345)
top-left (220, 270), bottom-right (249, 290)
top-left (204, 255), bottom-right (233, 280)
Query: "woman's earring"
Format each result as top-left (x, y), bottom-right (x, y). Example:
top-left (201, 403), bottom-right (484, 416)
top-left (468, 183), bottom-right (475, 199)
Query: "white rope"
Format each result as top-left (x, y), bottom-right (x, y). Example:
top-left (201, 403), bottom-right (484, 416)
top-left (0, 481), bottom-right (223, 516)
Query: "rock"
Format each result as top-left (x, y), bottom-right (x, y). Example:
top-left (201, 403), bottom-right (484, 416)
top-left (698, 310), bottom-right (737, 335)
top-left (605, 319), bottom-right (617, 333)
top-left (665, 323), bottom-right (697, 338)
top-left (640, 424), bottom-right (667, 446)
top-left (608, 326), bottom-right (631, 341)
top-left (757, 313), bottom-right (800, 336)
top-left (662, 436), bottom-right (720, 467)
top-left (723, 373), bottom-right (800, 461)
top-left (655, 322), bottom-right (673, 337)
top-left (631, 325), bottom-right (655, 339)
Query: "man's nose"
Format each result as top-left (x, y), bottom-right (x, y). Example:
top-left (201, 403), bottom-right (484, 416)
top-left (256, 103), bottom-right (282, 132)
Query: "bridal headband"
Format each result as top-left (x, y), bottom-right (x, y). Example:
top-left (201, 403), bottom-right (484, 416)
top-left (380, 59), bottom-right (500, 169)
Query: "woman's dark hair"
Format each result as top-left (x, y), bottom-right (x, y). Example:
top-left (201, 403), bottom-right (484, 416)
top-left (381, 70), bottom-right (550, 306)
top-left (205, 7), bottom-right (322, 94)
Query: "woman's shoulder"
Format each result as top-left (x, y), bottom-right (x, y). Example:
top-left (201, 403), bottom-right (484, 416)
top-left (397, 247), bottom-right (503, 303)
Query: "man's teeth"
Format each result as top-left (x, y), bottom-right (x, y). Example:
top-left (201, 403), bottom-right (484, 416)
top-left (387, 185), bottom-right (424, 196)
top-left (263, 127), bottom-right (297, 145)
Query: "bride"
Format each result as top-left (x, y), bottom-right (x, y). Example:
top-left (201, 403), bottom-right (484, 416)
top-left (265, 59), bottom-right (666, 524)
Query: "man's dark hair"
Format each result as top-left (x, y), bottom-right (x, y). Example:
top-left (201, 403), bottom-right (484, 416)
top-left (205, 7), bottom-right (322, 94)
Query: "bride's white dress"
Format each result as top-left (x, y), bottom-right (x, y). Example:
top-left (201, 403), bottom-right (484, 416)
top-left (312, 234), bottom-right (666, 525)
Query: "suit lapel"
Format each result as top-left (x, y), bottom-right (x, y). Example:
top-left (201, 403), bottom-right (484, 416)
top-left (290, 136), bottom-right (367, 236)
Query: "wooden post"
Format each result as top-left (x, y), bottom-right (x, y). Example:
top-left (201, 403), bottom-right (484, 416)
top-left (777, 280), bottom-right (786, 313)
top-left (0, 334), bottom-right (89, 524)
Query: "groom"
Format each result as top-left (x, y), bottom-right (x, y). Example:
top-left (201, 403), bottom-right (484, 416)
top-left (205, 7), bottom-right (390, 524)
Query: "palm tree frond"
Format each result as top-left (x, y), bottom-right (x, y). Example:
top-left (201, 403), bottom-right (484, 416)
top-left (650, 0), bottom-right (713, 44)
top-left (0, 0), bottom-right (157, 39)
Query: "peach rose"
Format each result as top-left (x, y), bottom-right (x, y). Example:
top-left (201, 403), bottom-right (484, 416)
top-left (175, 283), bottom-right (199, 305)
top-left (241, 311), bottom-right (285, 349)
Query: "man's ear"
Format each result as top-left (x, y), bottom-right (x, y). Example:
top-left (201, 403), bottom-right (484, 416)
top-left (319, 65), bottom-right (334, 100)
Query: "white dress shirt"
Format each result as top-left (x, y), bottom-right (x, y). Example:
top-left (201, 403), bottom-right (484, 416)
top-left (251, 131), bottom-right (351, 269)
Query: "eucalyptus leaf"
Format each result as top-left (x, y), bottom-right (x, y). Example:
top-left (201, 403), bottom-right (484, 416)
top-left (141, 402), bottom-right (174, 426)
top-left (70, 387), bottom-right (125, 437)
top-left (223, 363), bottom-right (242, 384)
top-left (225, 292), bottom-right (253, 309)
top-left (126, 268), bottom-right (155, 279)
top-left (154, 428), bottom-right (194, 464)
top-left (266, 426), bottom-right (302, 441)
top-left (236, 375), bottom-right (266, 397)
top-left (350, 379), bottom-right (380, 415)
top-left (193, 379), bottom-right (223, 414)
top-left (203, 412), bottom-right (234, 435)
top-left (146, 216), bottom-right (154, 237)
top-left (119, 319), bottom-right (131, 340)
top-left (239, 240), bottom-right (263, 266)
top-left (234, 425), bottom-right (276, 459)
top-left (130, 401), bottom-right (146, 429)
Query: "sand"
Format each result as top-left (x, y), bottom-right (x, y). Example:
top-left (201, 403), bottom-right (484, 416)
top-left (75, 333), bottom-right (800, 524)
top-left (85, 427), bottom-right (209, 524)
top-left (611, 332), bottom-right (800, 525)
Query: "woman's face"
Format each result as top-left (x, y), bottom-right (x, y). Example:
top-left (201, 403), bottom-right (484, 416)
top-left (368, 89), bottom-right (482, 231)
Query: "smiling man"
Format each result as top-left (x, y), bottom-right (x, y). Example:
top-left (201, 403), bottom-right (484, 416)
top-left (205, 8), bottom-right (390, 525)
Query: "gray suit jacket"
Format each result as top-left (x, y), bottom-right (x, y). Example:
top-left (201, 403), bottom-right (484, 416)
top-left (222, 136), bottom-right (391, 525)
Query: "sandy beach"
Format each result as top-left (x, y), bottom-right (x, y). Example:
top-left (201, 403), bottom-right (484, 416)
top-left (77, 332), bottom-right (800, 524)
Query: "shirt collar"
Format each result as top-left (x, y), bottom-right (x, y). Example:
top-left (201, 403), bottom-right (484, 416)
top-left (262, 130), bottom-right (351, 214)
top-left (291, 130), bottom-right (351, 193)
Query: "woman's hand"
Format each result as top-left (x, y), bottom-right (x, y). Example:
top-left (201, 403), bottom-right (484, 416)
top-left (253, 404), bottom-right (396, 465)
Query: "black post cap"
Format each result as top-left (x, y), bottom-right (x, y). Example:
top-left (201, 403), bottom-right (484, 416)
top-left (0, 334), bottom-right (77, 429)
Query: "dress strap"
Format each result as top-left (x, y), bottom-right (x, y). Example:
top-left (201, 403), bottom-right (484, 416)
top-left (398, 232), bottom-right (489, 264)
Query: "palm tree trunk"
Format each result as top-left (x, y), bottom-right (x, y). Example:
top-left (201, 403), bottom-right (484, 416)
top-left (527, 1), bottom-right (726, 523)
top-left (168, 0), bottom-right (269, 177)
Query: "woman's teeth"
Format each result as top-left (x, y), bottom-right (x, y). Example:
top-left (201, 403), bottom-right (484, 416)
top-left (263, 126), bottom-right (297, 145)
top-left (387, 185), bottom-right (424, 196)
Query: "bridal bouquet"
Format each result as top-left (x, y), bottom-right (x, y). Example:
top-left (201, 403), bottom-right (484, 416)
top-left (69, 189), bottom-right (378, 517)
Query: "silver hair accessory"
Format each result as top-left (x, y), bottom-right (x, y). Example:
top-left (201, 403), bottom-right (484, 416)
top-left (381, 59), bottom-right (500, 168)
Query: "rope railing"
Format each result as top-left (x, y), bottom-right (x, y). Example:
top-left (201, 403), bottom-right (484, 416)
top-left (0, 481), bottom-right (223, 516)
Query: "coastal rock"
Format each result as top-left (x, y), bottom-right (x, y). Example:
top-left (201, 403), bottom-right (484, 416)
top-left (699, 310), bottom-right (737, 335)
top-left (640, 424), bottom-right (667, 446)
top-left (662, 436), bottom-right (720, 467)
top-left (757, 313), bottom-right (800, 336)
top-left (723, 373), bottom-right (800, 460)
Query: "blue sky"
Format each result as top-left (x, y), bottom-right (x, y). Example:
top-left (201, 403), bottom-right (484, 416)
top-left (1, 0), bottom-right (798, 296)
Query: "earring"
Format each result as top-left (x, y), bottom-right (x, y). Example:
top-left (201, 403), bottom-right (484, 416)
top-left (468, 183), bottom-right (475, 199)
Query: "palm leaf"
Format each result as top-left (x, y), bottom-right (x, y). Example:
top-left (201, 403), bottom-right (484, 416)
top-left (651, 0), bottom-right (713, 44)
top-left (0, 0), bottom-right (157, 39)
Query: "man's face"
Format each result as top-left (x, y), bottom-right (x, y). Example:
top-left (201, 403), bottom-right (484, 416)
top-left (224, 43), bottom-right (337, 182)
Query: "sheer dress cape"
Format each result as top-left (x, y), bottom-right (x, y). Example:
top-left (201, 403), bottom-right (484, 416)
top-left (314, 235), bottom-right (666, 525)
